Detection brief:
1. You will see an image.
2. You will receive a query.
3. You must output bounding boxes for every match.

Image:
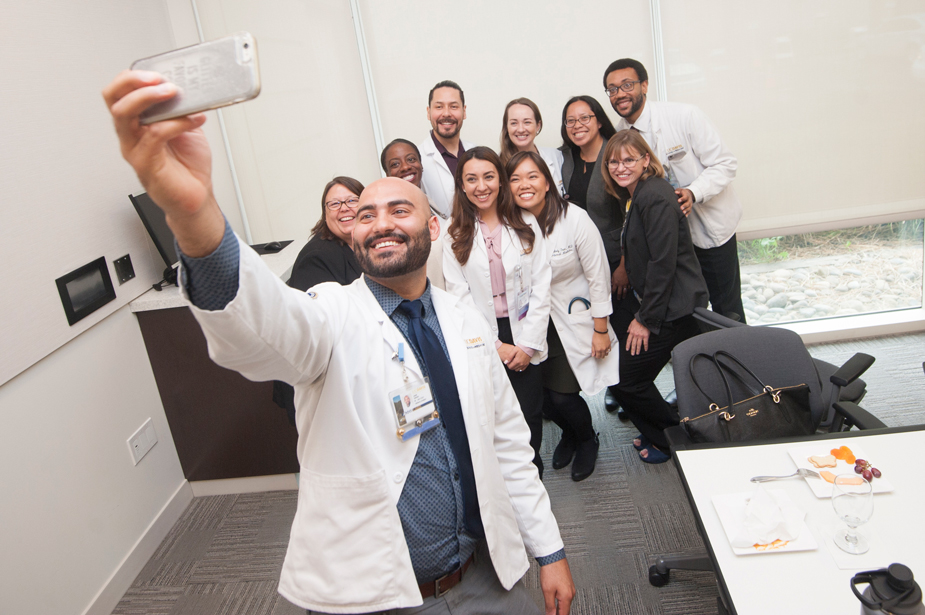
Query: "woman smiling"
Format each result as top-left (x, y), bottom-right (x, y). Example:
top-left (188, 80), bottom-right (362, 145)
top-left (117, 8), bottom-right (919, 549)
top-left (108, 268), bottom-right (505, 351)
top-left (499, 98), bottom-right (565, 196)
top-left (601, 130), bottom-right (708, 464)
top-left (444, 146), bottom-right (551, 476)
top-left (507, 151), bottom-right (619, 481)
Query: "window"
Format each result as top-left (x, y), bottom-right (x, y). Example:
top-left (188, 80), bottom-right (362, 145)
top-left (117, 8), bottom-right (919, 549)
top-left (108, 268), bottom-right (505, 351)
top-left (737, 220), bottom-right (923, 324)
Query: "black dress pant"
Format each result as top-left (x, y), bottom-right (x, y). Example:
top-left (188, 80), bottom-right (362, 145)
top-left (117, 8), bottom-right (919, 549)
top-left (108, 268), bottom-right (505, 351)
top-left (608, 298), bottom-right (699, 451)
top-left (496, 317), bottom-right (544, 476)
top-left (694, 234), bottom-right (746, 323)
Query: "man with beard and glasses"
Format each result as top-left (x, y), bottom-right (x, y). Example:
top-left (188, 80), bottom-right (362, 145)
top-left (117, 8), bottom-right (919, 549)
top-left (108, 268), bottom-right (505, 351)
top-left (418, 81), bottom-right (475, 219)
top-left (103, 71), bottom-right (574, 615)
top-left (603, 58), bottom-right (746, 323)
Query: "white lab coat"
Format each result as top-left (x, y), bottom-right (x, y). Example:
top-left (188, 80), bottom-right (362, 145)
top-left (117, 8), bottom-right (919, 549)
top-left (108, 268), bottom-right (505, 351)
top-left (184, 238), bottom-right (563, 613)
top-left (418, 135), bottom-right (476, 219)
top-left (443, 212), bottom-right (551, 365)
top-left (537, 146), bottom-right (566, 197)
top-left (545, 205), bottom-right (620, 394)
top-left (616, 101), bottom-right (741, 249)
top-left (426, 199), bottom-right (449, 291)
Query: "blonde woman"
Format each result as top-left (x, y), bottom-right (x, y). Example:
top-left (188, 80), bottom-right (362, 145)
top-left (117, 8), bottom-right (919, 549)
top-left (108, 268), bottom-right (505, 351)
top-left (601, 130), bottom-right (708, 464)
top-left (499, 97), bottom-right (565, 196)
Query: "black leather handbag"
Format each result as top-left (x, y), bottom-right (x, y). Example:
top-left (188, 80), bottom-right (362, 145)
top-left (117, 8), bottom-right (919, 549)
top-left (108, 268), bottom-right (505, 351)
top-left (680, 351), bottom-right (815, 443)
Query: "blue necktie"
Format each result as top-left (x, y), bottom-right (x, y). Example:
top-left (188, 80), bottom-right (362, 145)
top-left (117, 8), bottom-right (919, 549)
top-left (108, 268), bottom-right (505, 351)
top-left (398, 299), bottom-right (484, 538)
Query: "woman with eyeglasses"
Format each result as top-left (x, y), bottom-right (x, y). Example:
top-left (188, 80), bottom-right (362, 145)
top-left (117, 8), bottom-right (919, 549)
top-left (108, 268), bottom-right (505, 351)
top-left (499, 98), bottom-right (565, 197)
top-left (559, 95), bottom-right (628, 416)
top-left (274, 176), bottom-right (365, 421)
top-left (601, 130), bottom-right (708, 464)
top-left (289, 176), bottom-right (364, 290)
top-left (444, 147), bottom-right (552, 477)
top-left (507, 150), bottom-right (619, 481)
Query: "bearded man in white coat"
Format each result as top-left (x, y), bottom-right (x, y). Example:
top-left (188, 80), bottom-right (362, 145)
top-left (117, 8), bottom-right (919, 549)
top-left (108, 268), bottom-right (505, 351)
top-left (604, 58), bottom-right (747, 323)
top-left (103, 70), bottom-right (574, 615)
top-left (418, 80), bottom-right (475, 218)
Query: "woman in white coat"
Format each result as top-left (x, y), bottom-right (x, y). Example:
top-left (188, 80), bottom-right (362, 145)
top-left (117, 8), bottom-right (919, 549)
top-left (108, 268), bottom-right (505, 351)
top-left (499, 98), bottom-right (566, 197)
top-left (444, 146), bottom-right (552, 476)
top-left (507, 151), bottom-right (620, 481)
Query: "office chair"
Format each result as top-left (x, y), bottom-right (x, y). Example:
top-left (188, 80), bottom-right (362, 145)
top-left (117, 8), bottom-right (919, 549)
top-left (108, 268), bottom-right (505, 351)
top-left (692, 307), bottom-right (871, 429)
top-left (647, 325), bottom-right (885, 593)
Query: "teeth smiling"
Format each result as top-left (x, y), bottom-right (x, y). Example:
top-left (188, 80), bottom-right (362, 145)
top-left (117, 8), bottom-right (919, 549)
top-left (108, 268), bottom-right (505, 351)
top-left (401, 174), bottom-right (416, 182)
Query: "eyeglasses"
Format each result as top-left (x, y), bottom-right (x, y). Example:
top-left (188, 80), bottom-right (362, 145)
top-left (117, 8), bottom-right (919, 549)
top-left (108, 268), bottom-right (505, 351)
top-left (606, 155), bottom-right (646, 170)
top-left (324, 196), bottom-right (360, 210)
top-left (604, 81), bottom-right (641, 97)
top-left (564, 114), bottom-right (596, 128)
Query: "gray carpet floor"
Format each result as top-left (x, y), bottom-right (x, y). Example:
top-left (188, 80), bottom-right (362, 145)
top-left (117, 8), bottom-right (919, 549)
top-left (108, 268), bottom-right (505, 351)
top-left (112, 332), bottom-right (925, 615)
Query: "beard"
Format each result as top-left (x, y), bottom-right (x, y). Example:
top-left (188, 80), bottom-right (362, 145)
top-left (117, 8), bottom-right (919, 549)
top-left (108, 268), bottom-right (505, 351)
top-left (613, 91), bottom-right (645, 119)
top-left (434, 119), bottom-right (461, 139)
top-left (355, 224), bottom-right (432, 279)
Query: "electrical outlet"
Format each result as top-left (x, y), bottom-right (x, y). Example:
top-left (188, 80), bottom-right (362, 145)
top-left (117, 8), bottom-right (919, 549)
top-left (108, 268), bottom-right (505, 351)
top-left (127, 418), bottom-right (158, 465)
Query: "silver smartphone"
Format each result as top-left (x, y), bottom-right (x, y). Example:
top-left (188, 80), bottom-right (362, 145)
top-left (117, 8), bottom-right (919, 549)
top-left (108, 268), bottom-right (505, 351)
top-left (131, 32), bottom-right (260, 125)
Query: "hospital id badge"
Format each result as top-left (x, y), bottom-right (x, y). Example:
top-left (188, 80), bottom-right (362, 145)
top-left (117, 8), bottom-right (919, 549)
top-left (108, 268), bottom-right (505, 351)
top-left (389, 378), bottom-right (440, 442)
top-left (513, 264), bottom-right (529, 321)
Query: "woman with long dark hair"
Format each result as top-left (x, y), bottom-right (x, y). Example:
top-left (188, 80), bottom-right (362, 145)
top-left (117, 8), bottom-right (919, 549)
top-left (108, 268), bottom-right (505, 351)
top-left (601, 130), bottom-right (708, 464)
top-left (507, 150), bottom-right (619, 481)
top-left (444, 146), bottom-right (551, 476)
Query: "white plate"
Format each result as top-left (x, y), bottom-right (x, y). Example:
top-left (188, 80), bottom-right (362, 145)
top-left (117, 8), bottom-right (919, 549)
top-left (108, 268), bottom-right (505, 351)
top-left (787, 444), bottom-right (894, 498)
top-left (712, 490), bottom-right (818, 555)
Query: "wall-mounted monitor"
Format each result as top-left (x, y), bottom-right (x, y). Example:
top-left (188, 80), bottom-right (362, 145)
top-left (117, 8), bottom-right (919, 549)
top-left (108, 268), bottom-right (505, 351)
top-left (55, 257), bottom-right (116, 326)
top-left (129, 192), bottom-right (177, 269)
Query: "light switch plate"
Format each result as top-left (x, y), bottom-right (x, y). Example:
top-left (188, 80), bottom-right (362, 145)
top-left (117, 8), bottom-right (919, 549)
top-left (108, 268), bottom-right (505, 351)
top-left (127, 417), bottom-right (157, 465)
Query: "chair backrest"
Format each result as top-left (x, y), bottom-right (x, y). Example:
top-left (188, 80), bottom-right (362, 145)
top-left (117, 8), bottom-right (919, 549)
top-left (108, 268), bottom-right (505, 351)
top-left (692, 306), bottom-right (747, 332)
top-left (672, 326), bottom-right (826, 430)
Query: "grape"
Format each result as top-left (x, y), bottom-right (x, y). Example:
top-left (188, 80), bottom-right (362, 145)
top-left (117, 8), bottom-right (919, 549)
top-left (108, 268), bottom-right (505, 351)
top-left (856, 459), bottom-right (867, 466)
top-left (854, 465), bottom-right (864, 474)
top-left (871, 468), bottom-right (881, 479)
top-left (862, 469), bottom-right (873, 481)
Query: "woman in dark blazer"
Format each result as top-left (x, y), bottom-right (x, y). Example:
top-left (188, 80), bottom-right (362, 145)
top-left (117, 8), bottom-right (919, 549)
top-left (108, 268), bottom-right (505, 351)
top-left (559, 95), bottom-right (628, 415)
top-left (274, 176), bottom-right (365, 420)
top-left (601, 130), bottom-right (708, 464)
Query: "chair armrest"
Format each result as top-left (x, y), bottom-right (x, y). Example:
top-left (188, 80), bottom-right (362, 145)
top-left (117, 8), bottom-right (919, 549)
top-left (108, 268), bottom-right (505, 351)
top-left (833, 401), bottom-right (887, 430)
top-left (830, 353), bottom-right (874, 387)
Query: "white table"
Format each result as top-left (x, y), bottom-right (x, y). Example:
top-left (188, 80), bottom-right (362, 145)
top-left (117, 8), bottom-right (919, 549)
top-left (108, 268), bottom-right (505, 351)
top-left (674, 426), bottom-right (925, 615)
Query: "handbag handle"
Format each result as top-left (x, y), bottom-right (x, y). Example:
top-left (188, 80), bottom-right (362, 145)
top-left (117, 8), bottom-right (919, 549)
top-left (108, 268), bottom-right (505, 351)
top-left (688, 352), bottom-right (722, 409)
top-left (688, 351), bottom-right (781, 412)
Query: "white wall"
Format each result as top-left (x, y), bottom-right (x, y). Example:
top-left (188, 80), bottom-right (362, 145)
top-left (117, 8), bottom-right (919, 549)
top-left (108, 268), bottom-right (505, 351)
top-left (659, 0), bottom-right (925, 235)
top-left (0, 2), bottom-right (218, 613)
top-left (192, 0), bottom-right (382, 244)
top-left (360, 0), bottom-right (655, 152)
top-left (0, 306), bottom-right (188, 615)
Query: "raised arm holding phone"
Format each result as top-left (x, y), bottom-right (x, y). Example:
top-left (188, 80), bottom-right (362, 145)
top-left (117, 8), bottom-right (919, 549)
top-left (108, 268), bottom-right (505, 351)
top-left (102, 69), bottom-right (574, 615)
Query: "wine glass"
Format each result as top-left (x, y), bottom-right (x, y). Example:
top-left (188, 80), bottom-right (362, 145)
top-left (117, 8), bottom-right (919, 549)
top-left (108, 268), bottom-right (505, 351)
top-left (831, 474), bottom-right (874, 554)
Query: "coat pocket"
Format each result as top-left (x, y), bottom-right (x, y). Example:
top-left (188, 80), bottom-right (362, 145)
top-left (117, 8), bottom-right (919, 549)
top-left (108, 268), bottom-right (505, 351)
top-left (283, 469), bottom-right (403, 605)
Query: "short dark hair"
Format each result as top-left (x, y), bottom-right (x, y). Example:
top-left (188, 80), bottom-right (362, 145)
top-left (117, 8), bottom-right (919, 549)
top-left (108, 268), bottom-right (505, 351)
top-left (602, 58), bottom-right (648, 87)
top-left (380, 138), bottom-right (421, 174)
top-left (559, 95), bottom-right (617, 153)
top-left (428, 80), bottom-right (465, 106)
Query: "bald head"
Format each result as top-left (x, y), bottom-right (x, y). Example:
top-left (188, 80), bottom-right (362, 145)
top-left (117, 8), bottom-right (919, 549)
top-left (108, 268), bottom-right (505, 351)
top-left (352, 177), bottom-right (439, 290)
top-left (361, 177), bottom-right (429, 210)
